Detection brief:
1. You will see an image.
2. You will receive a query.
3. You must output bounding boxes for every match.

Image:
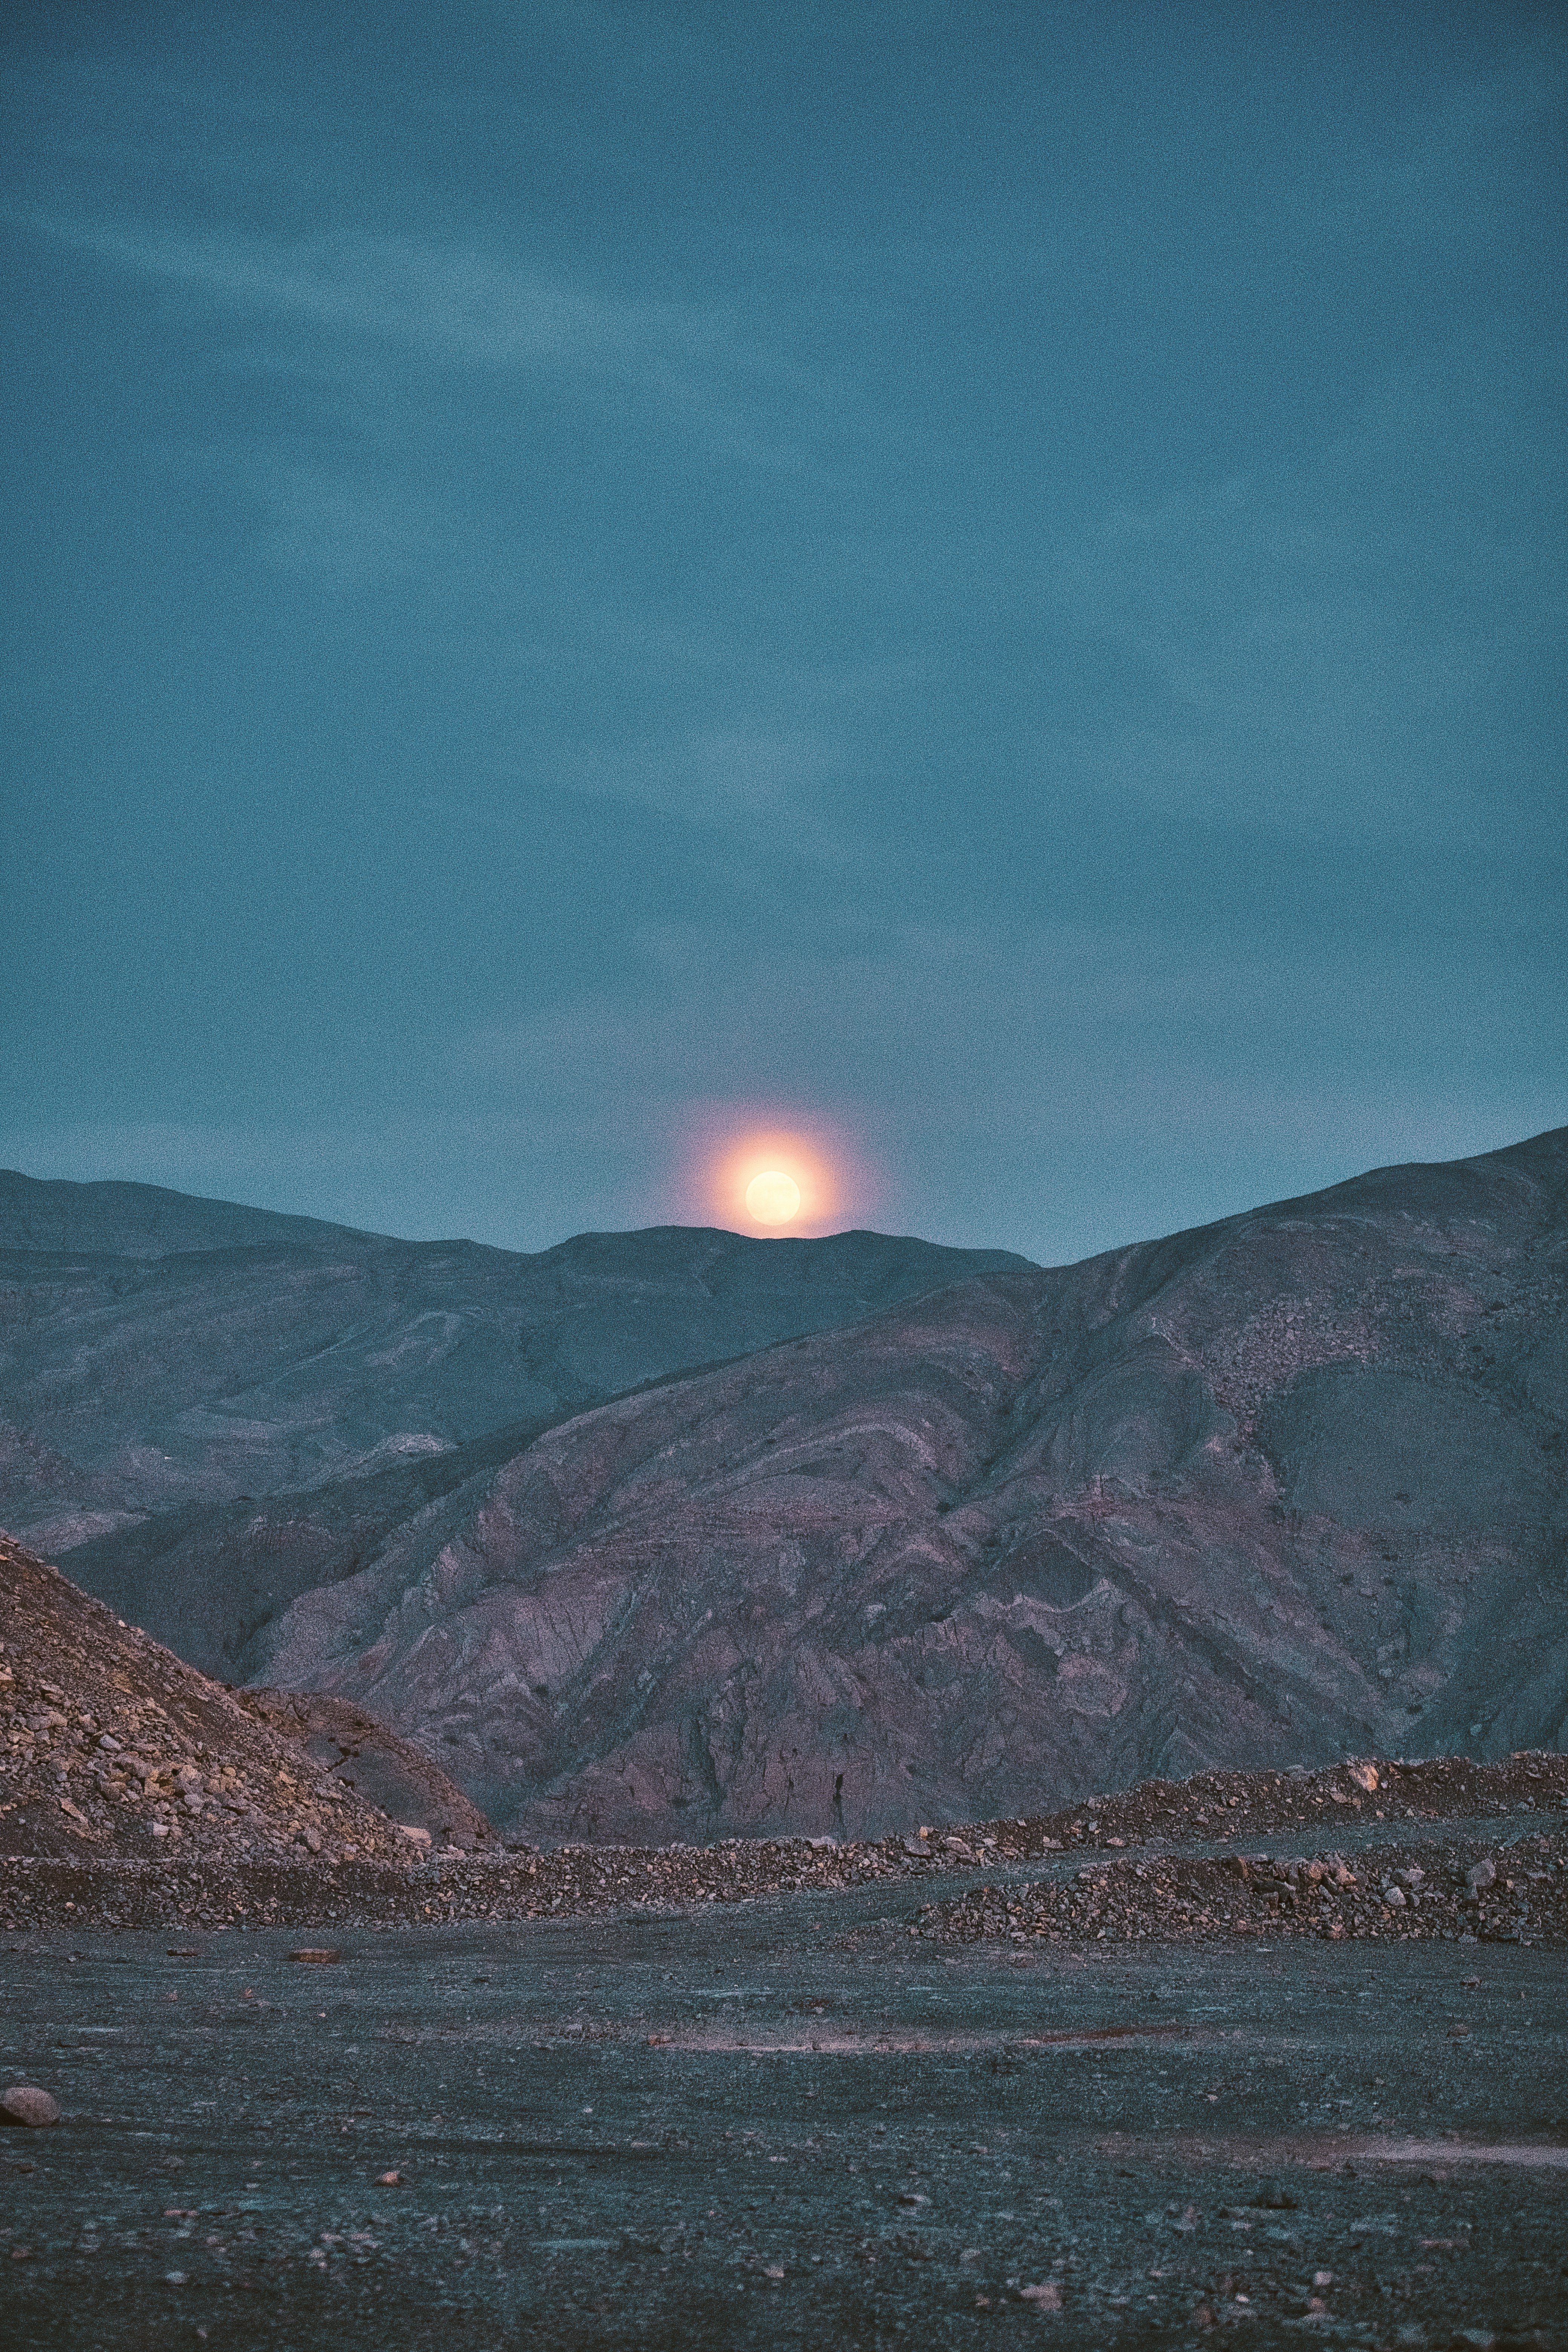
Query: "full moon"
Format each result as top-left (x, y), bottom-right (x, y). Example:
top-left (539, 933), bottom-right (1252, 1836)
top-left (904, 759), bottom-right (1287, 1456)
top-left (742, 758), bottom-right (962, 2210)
top-left (745, 1169), bottom-right (801, 1225)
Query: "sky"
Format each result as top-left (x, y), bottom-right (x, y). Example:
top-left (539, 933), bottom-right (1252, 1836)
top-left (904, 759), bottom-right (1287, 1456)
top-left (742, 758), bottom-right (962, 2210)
top-left (3, 2), bottom-right (1564, 1264)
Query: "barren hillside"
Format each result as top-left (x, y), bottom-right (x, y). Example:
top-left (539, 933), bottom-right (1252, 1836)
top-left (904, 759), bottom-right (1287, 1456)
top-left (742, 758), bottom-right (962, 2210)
top-left (237, 1128), bottom-right (1567, 1840)
top-left (0, 1169), bottom-right (1027, 1564)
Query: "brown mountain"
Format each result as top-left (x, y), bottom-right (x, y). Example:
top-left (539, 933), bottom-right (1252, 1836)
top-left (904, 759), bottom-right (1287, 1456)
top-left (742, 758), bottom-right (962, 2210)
top-left (235, 1127), bottom-right (1566, 1843)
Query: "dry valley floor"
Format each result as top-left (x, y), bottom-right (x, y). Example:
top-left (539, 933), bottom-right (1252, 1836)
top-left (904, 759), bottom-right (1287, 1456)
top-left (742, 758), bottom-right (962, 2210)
top-left (3, 1878), bottom-right (1565, 2350)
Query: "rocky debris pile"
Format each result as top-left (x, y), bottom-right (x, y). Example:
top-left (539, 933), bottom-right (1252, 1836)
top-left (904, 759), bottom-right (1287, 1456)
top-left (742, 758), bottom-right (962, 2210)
top-left (952, 1751), bottom-right (1568, 1860)
top-left (0, 1823), bottom-right (935, 1931)
top-left (0, 1534), bottom-right (420, 1869)
top-left (235, 1688), bottom-right (494, 1850)
top-left (3, 1742), bottom-right (1563, 1939)
top-left (920, 1830), bottom-right (1566, 1948)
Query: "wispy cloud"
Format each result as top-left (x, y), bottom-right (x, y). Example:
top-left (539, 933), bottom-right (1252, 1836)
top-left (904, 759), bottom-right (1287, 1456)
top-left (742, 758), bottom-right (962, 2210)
top-left (545, 726), bottom-right (852, 833)
top-left (252, 459), bottom-right (457, 583)
top-left (1036, 331), bottom-right (1565, 847)
top-left (5, 198), bottom-right (845, 599)
top-left (33, 215), bottom-right (698, 363)
top-left (8, 205), bottom-right (830, 442)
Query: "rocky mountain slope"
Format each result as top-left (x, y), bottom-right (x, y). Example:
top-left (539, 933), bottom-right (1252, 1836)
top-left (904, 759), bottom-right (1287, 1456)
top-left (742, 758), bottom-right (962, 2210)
top-left (0, 1170), bottom-right (1030, 1566)
top-left (235, 1686), bottom-right (494, 1850)
top-left (0, 1531), bottom-right (474, 1864)
top-left (234, 1127), bottom-right (1566, 1842)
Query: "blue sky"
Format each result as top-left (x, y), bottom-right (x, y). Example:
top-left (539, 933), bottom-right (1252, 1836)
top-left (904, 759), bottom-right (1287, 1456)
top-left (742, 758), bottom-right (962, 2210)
top-left (3, 2), bottom-right (1564, 1261)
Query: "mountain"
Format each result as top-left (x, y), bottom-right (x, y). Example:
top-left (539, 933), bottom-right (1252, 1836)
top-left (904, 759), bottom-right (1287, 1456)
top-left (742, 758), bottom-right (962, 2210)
top-left (227, 1127), bottom-right (1566, 1841)
top-left (0, 1169), bottom-right (1032, 1566)
top-left (5, 1135), bottom-right (1563, 1846)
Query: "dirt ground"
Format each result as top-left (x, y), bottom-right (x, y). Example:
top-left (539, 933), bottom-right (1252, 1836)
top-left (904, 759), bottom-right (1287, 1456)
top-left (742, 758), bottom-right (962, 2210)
top-left (3, 1838), bottom-right (1565, 2351)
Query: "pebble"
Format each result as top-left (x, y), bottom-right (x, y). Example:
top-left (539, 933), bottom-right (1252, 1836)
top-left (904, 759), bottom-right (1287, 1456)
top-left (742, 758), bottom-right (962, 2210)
top-left (0, 2085), bottom-right (61, 2127)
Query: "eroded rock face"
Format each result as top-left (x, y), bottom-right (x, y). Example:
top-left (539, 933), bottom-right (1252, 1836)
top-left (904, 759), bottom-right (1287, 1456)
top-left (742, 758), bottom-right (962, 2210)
top-left (247, 1128), bottom-right (1566, 1842)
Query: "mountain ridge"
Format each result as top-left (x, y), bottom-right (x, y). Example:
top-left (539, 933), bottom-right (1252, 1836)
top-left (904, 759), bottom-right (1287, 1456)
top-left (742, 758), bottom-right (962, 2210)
top-left (5, 1130), bottom-right (1562, 1842)
top-left (0, 1172), bottom-right (1033, 1560)
top-left (233, 1125), bottom-right (1568, 1838)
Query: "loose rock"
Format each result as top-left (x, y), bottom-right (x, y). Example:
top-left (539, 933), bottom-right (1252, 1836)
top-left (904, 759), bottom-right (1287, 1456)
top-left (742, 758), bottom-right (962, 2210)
top-left (0, 2085), bottom-right (60, 2128)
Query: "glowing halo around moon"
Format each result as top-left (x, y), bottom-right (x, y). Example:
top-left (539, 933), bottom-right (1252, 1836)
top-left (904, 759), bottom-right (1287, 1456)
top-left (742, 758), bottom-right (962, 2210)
top-left (744, 1169), bottom-right (802, 1225)
top-left (694, 1124), bottom-right (856, 1235)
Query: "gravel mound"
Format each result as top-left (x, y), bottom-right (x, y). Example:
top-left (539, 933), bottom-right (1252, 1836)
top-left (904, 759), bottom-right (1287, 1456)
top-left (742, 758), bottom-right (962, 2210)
top-left (952, 1749), bottom-right (1568, 1855)
top-left (911, 1753), bottom-right (1568, 1951)
top-left (3, 1738), bottom-right (1561, 1939)
top-left (0, 1533), bottom-right (423, 1870)
top-left (919, 1830), bottom-right (1566, 1948)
